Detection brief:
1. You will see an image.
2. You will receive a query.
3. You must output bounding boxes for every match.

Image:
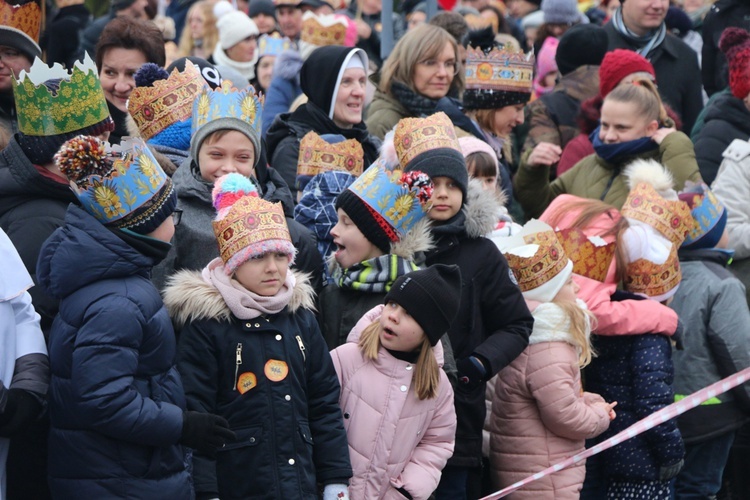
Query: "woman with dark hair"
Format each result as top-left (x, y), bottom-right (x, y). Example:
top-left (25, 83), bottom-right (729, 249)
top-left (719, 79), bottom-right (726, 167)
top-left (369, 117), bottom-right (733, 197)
top-left (95, 16), bottom-right (166, 144)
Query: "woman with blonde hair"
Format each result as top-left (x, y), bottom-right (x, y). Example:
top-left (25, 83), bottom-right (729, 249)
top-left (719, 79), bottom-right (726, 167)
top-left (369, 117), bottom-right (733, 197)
top-left (177, 1), bottom-right (219, 60)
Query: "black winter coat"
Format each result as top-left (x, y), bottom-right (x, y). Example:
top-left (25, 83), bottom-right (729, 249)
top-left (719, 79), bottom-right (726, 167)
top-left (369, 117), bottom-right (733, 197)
top-left (701, 0), bottom-right (750, 96)
top-left (694, 91), bottom-right (750, 184)
top-left (41, 4), bottom-right (91, 69)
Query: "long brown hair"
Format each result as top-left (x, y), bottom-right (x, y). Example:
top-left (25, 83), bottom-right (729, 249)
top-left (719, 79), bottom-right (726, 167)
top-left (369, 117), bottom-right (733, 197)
top-left (605, 77), bottom-right (673, 128)
top-left (358, 320), bottom-right (440, 400)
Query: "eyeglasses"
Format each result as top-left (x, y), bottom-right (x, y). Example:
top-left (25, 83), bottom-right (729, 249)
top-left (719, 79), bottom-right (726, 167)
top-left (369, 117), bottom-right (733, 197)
top-left (417, 58), bottom-right (459, 76)
top-left (172, 209), bottom-right (183, 227)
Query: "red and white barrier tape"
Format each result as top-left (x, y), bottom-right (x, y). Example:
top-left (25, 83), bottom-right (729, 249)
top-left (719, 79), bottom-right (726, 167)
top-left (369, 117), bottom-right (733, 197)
top-left (480, 366), bottom-right (750, 500)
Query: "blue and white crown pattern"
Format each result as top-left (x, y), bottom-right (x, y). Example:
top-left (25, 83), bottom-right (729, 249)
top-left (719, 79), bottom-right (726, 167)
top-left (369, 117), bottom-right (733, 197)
top-left (679, 183), bottom-right (726, 247)
top-left (191, 80), bottom-right (263, 138)
top-left (258, 33), bottom-right (292, 58)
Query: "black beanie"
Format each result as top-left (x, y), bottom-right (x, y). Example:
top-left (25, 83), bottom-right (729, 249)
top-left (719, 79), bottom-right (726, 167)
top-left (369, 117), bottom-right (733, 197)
top-left (404, 150), bottom-right (468, 204)
top-left (249, 0), bottom-right (276, 18)
top-left (335, 189), bottom-right (395, 254)
top-left (385, 264), bottom-right (462, 346)
top-left (555, 24), bottom-right (608, 76)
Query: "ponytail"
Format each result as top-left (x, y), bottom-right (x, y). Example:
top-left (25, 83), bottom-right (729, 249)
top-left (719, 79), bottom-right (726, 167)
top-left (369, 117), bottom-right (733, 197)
top-left (605, 77), bottom-right (672, 127)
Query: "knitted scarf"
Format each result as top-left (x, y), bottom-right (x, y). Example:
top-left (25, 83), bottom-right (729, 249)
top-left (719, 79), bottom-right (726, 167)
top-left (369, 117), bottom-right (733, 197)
top-left (211, 45), bottom-right (256, 81)
top-left (335, 254), bottom-right (419, 293)
top-left (590, 126), bottom-right (658, 164)
top-left (390, 81), bottom-right (441, 118)
top-left (611, 7), bottom-right (667, 58)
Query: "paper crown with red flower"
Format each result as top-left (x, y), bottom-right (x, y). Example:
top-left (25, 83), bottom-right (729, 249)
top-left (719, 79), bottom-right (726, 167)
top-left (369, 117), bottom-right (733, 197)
top-left (555, 227), bottom-right (616, 283)
top-left (464, 44), bottom-right (534, 110)
top-left (625, 245), bottom-right (682, 300)
top-left (392, 112), bottom-right (461, 168)
top-left (0, 0), bottom-right (41, 58)
top-left (297, 131), bottom-right (365, 182)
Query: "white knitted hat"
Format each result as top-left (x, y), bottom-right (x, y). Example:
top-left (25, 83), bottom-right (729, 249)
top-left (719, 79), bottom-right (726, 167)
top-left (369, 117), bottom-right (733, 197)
top-left (217, 10), bottom-right (259, 50)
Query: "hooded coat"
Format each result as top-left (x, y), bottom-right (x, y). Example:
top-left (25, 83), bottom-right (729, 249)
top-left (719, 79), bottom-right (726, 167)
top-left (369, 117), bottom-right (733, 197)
top-left (261, 49), bottom-right (304, 138)
top-left (36, 206), bottom-right (190, 499)
top-left (164, 269), bottom-right (352, 499)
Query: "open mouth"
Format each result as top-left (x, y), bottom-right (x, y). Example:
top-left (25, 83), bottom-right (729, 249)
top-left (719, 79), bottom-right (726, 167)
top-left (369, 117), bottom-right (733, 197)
top-left (383, 327), bottom-right (397, 339)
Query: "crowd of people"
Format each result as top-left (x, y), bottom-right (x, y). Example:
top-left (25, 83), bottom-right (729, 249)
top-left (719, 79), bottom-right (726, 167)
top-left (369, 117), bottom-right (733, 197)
top-left (1, 0), bottom-right (750, 498)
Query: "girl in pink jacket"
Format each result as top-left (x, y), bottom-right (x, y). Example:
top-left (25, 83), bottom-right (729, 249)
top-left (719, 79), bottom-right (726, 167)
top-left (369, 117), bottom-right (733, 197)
top-left (330, 265), bottom-right (460, 500)
top-left (491, 221), bottom-right (615, 499)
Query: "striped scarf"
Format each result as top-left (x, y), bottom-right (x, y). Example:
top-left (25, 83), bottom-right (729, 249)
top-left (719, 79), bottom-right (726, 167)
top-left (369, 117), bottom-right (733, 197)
top-left (611, 7), bottom-right (666, 58)
top-left (335, 254), bottom-right (419, 293)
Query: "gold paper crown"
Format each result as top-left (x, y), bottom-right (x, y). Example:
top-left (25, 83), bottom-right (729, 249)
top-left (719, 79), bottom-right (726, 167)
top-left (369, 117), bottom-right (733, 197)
top-left (12, 54), bottom-right (110, 136)
top-left (393, 112), bottom-right (461, 168)
top-left (555, 228), bottom-right (616, 283)
top-left (127, 60), bottom-right (204, 141)
top-left (621, 182), bottom-right (694, 247)
top-left (0, 0), bottom-right (41, 45)
top-left (505, 232), bottom-right (569, 293)
top-left (465, 45), bottom-right (534, 93)
top-left (300, 12), bottom-right (349, 47)
top-left (625, 245), bottom-right (681, 298)
top-left (297, 131), bottom-right (365, 178)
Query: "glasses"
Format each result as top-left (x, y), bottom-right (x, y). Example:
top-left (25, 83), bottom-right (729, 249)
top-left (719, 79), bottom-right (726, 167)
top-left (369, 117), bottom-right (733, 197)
top-left (172, 209), bottom-right (183, 227)
top-left (417, 58), bottom-right (459, 76)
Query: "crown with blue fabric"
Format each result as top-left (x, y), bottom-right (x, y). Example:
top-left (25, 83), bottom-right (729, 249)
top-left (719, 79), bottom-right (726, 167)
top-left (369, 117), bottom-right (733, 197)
top-left (258, 33), bottom-right (292, 58)
top-left (678, 182), bottom-right (727, 250)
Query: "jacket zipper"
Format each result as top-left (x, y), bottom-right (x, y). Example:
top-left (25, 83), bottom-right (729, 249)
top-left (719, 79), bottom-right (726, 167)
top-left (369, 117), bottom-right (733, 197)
top-left (233, 343), bottom-right (243, 391)
top-left (295, 335), bottom-right (306, 362)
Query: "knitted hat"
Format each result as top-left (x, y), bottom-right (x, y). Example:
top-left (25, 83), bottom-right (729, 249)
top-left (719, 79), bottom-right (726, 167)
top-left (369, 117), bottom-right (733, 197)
top-left (458, 136), bottom-right (499, 175)
top-left (463, 45), bottom-right (534, 109)
top-left (533, 36), bottom-right (559, 96)
top-left (249, 0), bottom-right (276, 17)
top-left (216, 9), bottom-right (259, 50)
top-left (719, 27), bottom-right (750, 100)
top-left (190, 80), bottom-right (263, 167)
top-left (393, 112), bottom-right (468, 202)
top-left (384, 264), bottom-right (462, 346)
top-left (598, 49), bottom-right (656, 97)
top-left (555, 24), bottom-right (607, 76)
top-left (520, 10), bottom-right (544, 30)
top-left (296, 131), bottom-right (364, 192)
top-left (167, 56), bottom-right (223, 89)
top-left (55, 136), bottom-right (177, 234)
top-left (0, 0), bottom-right (41, 61)
top-left (678, 182), bottom-right (727, 250)
top-left (212, 173), bottom-right (295, 274)
top-left (335, 161), bottom-right (434, 254)
top-left (542, 0), bottom-right (580, 25)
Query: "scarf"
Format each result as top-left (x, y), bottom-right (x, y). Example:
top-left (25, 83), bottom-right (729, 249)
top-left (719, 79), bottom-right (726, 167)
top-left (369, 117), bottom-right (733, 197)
top-left (390, 81), bottom-right (441, 118)
top-left (108, 227), bottom-right (172, 265)
top-left (334, 254), bottom-right (418, 293)
top-left (611, 7), bottom-right (667, 58)
top-left (590, 126), bottom-right (659, 164)
top-left (211, 45), bottom-right (256, 81)
top-left (202, 257), bottom-right (295, 319)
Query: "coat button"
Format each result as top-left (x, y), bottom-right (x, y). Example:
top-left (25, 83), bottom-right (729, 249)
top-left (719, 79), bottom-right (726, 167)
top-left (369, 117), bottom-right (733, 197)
top-left (344, 412), bottom-right (350, 419)
top-left (249, 437), bottom-right (255, 443)
top-left (275, 334), bottom-right (282, 341)
top-left (245, 323), bottom-right (252, 328)
top-left (285, 395), bottom-right (291, 401)
top-left (400, 385), bottom-right (407, 392)
top-left (405, 365), bottom-right (412, 370)
top-left (288, 458), bottom-right (295, 465)
top-left (254, 323), bottom-right (260, 328)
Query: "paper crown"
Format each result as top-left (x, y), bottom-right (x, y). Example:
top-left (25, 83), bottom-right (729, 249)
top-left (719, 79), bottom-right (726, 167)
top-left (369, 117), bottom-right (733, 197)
top-left (464, 45), bottom-right (534, 95)
top-left (192, 80), bottom-right (263, 138)
top-left (621, 182), bottom-right (693, 247)
top-left (297, 131), bottom-right (364, 179)
top-left (555, 228), bottom-right (616, 282)
top-left (55, 136), bottom-right (172, 228)
top-left (12, 54), bottom-right (110, 137)
top-left (212, 173), bottom-right (294, 272)
top-left (258, 33), bottom-right (292, 58)
top-left (346, 160), bottom-right (433, 241)
top-left (625, 245), bottom-right (681, 300)
top-left (678, 183), bottom-right (726, 248)
top-left (393, 112), bottom-right (461, 168)
top-left (0, 0), bottom-right (41, 46)
top-left (128, 60), bottom-right (204, 141)
top-left (300, 12), bottom-right (351, 47)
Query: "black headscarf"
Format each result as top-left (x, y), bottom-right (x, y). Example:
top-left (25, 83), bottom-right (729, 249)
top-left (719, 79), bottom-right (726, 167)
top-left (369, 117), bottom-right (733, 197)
top-left (300, 46), bottom-right (368, 118)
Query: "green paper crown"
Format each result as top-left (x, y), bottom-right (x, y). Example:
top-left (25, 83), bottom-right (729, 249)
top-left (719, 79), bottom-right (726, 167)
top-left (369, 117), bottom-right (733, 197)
top-left (12, 54), bottom-right (110, 137)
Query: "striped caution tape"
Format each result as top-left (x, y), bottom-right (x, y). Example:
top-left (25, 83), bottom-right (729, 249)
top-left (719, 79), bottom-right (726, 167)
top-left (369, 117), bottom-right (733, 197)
top-left (480, 366), bottom-right (750, 500)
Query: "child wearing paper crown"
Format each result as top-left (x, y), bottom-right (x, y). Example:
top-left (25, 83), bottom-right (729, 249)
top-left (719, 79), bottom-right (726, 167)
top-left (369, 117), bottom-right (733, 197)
top-left (330, 264), bottom-right (460, 499)
top-left (36, 136), bottom-right (235, 499)
top-left (490, 221), bottom-right (614, 499)
top-left (164, 173), bottom-right (352, 500)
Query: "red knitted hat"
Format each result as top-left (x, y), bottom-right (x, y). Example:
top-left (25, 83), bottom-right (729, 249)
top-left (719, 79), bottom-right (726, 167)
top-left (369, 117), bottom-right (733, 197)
top-left (598, 49), bottom-right (656, 97)
top-left (719, 27), bottom-right (750, 99)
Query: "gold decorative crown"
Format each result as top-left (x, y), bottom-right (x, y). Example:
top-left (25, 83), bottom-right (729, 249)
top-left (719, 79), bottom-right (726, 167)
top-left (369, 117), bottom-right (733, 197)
top-left (625, 245), bottom-right (681, 299)
top-left (300, 12), bottom-right (349, 47)
top-left (12, 54), bottom-right (110, 136)
top-left (297, 131), bottom-right (365, 178)
top-left (393, 112), bottom-right (461, 168)
top-left (555, 228), bottom-right (616, 283)
top-left (505, 236), bottom-right (569, 293)
top-left (128, 60), bottom-right (204, 141)
top-left (0, 0), bottom-right (41, 45)
top-left (621, 182), bottom-right (694, 247)
top-left (465, 45), bottom-right (534, 93)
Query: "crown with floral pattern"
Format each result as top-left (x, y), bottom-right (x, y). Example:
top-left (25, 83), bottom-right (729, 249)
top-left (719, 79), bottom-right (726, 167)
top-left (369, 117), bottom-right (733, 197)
top-left (621, 182), bottom-right (693, 247)
top-left (12, 54), bottom-right (110, 137)
top-left (501, 220), bottom-right (571, 294)
top-left (258, 33), bottom-right (292, 58)
top-left (0, 0), bottom-right (41, 51)
top-left (393, 112), bottom-right (461, 168)
top-left (625, 245), bottom-right (681, 299)
top-left (297, 131), bottom-right (364, 179)
top-left (678, 182), bottom-right (727, 249)
top-left (464, 44), bottom-right (534, 109)
top-left (128, 60), bottom-right (204, 141)
top-left (555, 227), bottom-right (616, 282)
top-left (191, 80), bottom-right (263, 138)
top-left (300, 11), bottom-right (351, 47)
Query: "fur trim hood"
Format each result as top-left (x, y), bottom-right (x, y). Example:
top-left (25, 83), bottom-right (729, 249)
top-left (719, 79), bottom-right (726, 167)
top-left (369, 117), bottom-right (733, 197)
top-left (163, 269), bottom-right (316, 326)
top-left (463, 178), bottom-right (505, 238)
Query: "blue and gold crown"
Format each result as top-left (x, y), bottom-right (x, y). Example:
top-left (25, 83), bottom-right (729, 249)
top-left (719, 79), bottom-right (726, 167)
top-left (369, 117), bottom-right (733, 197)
top-left (258, 33), bottom-right (292, 58)
top-left (192, 80), bottom-right (263, 138)
top-left (678, 182), bottom-right (727, 250)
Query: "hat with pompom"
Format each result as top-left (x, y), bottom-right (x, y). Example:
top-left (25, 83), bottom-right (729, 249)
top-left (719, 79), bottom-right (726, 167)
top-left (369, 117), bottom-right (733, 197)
top-left (212, 172), bottom-right (295, 274)
top-left (720, 27), bottom-right (750, 99)
top-left (55, 135), bottom-right (177, 234)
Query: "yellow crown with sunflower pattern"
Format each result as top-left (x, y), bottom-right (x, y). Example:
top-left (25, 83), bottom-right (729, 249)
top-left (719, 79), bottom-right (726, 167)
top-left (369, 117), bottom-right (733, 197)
top-left (300, 11), bottom-right (350, 47)
top-left (128, 60), bottom-right (204, 141)
top-left (621, 182), bottom-right (694, 247)
top-left (192, 80), bottom-right (263, 139)
top-left (0, 0), bottom-right (41, 54)
top-left (555, 228), bottom-right (616, 283)
top-left (625, 245), bottom-right (681, 299)
top-left (12, 54), bottom-right (110, 137)
top-left (393, 112), bottom-right (461, 168)
top-left (297, 131), bottom-right (364, 179)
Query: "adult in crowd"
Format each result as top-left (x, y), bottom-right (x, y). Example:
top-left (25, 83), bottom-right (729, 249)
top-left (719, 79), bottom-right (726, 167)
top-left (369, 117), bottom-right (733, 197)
top-left (507, 0), bottom-right (542, 39)
top-left (275, 0), bottom-right (303, 41)
top-left (252, 33), bottom-right (291, 94)
top-left (78, 0), bottom-right (149, 60)
top-left (366, 24), bottom-right (464, 139)
top-left (95, 16), bottom-right (165, 144)
top-left (429, 11), bottom-right (471, 65)
top-left (41, 0), bottom-right (91, 69)
top-left (0, 0), bottom-right (40, 134)
top-left (342, 0), bottom-right (404, 68)
top-left (694, 28), bottom-right (750, 185)
top-left (534, 0), bottom-right (586, 53)
top-left (266, 46), bottom-right (380, 200)
top-left (250, 0), bottom-right (279, 34)
top-left (604, 0), bottom-right (703, 133)
top-left (209, 5), bottom-right (260, 84)
top-left (701, 0), bottom-right (750, 97)
top-left (177, 1), bottom-right (218, 60)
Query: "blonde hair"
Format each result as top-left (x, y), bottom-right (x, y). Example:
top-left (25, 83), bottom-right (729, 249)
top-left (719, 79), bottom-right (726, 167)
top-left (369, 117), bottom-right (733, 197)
top-left (358, 320), bottom-right (440, 400)
top-left (604, 77), bottom-right (673, 128)
top-left (552, 299), bottom-right (596, 367)
top-left (379, 24), bottom-right (465, 97)
top-left (178, 1), bottom-right (219, 58)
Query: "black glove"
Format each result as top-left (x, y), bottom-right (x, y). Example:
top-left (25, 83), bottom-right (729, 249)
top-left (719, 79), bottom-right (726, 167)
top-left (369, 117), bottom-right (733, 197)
top-left (658, 459), bottom-right (684, 482)
top-left (456, 356), bottom-right (486, 391)
top-left (671, 319), bottom-right (685, 350)
top-left (0, 389), bottom-right (43, 437)
top-left (180, 411), bottom-right (236, 455)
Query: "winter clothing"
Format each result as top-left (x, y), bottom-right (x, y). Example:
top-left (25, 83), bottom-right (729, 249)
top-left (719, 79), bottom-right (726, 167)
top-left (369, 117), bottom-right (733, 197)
top-left (542, 0), bottom-right (581, 25)
top-left (330, 305), bottom-right (456, 500)
top-left (490, 302), bottom-right (610, 499)
top-left (211, 44), bottom-right (256, 82)
top-left (166, 267), bottom-right (352, 499)
top-left (302, 47), bottom-right (367, 121)
top-left (720, 27), bottom-right (750, 100)
top-left (701, 0), bottom-right (750, 97)
top-left (37, 205), bottom-right (190, 499)
top-left (41, 4), bottom-right (91, 69)
top-left (77, 13), bottom-right (113, 60)
top-left (554, 24), bottom-right (608, 76)
top-left (598, 49), bottom-right (656, 98)
top-left (557, 133), bottom-right (595, 176)
top-left (711, 139), bottom-right (750, 260)
top-left (678, 184), bottom-right (727, 250)
top-left (463, 45), bottom-right (534, 111)
top-left (366, 89), bottom-right (411, 140)
top-left (217, 10), bottom-right (259, 51)
top-left (533, 37), bottom-right (559, 98)
top-left (343, 0), bottom-right (404, 68)
top-left (261, 49), bottom-right (304, 138)
top-left (515, 131), bottom-right (701, 219)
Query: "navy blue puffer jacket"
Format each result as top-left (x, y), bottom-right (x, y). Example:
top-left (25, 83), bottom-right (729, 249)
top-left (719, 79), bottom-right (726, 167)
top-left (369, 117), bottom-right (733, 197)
top-left (37, 205), bottom-right (190, 499)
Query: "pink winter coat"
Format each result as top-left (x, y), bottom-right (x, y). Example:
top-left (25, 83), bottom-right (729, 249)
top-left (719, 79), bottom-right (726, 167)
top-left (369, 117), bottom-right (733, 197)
top-left (330, 305), bottom-right (457, 500)
top-left (490, 301), bottom-right (610, 499)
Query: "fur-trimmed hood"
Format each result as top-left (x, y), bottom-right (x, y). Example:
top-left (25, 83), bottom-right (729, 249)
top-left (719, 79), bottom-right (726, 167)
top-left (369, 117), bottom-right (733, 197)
top-left (463, 178), bottom-right (506, 238)
top-left (163, 268), bottom-right (316, 326)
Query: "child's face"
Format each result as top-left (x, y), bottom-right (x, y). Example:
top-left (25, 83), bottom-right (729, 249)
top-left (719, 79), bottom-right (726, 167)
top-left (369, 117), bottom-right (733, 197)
top-left (330, 209), bottom-right (384, 269)
top-left (553, 275), bottom-right (580, 304)
top-left (476, 175), bottom-right (498, 193)
top-left (599, 99), bottom-right (659, 145)
top-left (379, 302), bottom-right (426, 352)
top-left (198, 130), bottom-right (256, 183)
top-left (427, 176), bottom-right (463, 223)
top-left (234, 252), bottom-right (290, 296)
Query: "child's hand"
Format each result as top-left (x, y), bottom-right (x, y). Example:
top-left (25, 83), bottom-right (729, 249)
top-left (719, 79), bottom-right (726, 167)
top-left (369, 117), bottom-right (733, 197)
top-left (594, 401), bottom-right (617, 420)
top-left (527, 142), bottom-right (562, 168)
top-left (651, 127), bottom-right (676, 145)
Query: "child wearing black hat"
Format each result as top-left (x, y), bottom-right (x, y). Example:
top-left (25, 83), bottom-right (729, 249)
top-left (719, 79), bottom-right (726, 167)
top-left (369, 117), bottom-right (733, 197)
top-left (330, 264), bottom-right (461, 500)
